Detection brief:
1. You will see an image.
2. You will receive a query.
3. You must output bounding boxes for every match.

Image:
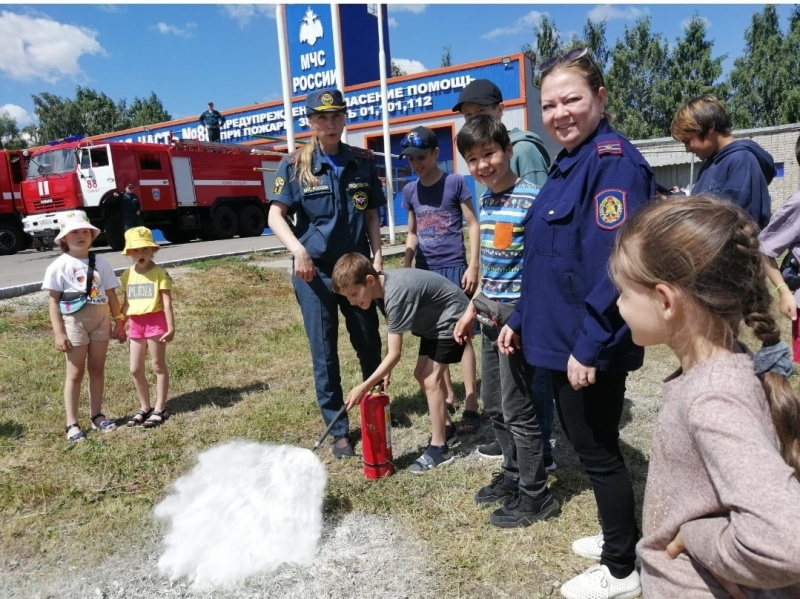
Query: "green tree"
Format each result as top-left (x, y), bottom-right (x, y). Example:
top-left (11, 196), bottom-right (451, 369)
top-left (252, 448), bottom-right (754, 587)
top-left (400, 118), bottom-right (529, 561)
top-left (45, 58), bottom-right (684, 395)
top-left (583, 18), bottom-right (609, 72)
top-left (727, 5), bottom-right (788, 128)
top-left (127, 92), bottom-right (172, 128)
top-left (522, 14), bottom-right (562, 81)
top-left (783, 5), bottom-right (800, 123)
top-left (390, 60), bottom-right (406, 77)
top-left (605, 17), bottom-right (671, 139)
top-left (0, 111), bottom-right (28, 149)
top-left (441, 44), bottom-right (452, 68)
top-left (665, 15), bottom-right (727, 119)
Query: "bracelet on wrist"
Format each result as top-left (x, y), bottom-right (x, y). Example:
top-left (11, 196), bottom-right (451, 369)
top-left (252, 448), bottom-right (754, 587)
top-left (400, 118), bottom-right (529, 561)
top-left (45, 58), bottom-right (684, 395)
top-left (776, 282), bottom-right (789, 293)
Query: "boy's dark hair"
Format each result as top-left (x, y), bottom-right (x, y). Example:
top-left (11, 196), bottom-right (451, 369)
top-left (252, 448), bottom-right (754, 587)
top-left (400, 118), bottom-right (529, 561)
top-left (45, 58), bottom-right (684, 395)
top-left (331, 252), bottom-right (378, 294)
top-left (670, 94), bottom-right (732, 142)
top-left (455, 114), bottom-right (511, 157)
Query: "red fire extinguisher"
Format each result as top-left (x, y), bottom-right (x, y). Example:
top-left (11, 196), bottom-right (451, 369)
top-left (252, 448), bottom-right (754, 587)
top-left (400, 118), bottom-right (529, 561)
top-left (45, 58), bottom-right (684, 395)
top-left (360, 386), bottom-right (395, 479)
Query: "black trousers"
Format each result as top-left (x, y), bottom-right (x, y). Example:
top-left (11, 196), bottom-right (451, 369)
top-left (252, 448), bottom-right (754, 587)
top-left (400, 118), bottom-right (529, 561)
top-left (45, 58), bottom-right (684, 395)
top-left (208, 126), bottom-right (220, 142)
top-left (551, 370), bottom-right (638, 578)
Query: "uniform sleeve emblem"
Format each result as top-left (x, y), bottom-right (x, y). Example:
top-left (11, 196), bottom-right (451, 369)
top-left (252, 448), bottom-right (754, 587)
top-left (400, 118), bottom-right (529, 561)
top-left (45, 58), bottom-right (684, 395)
top-left (352, 190), bottom-right (368, 210)
top-left (595, 189), bottom-right (627, 230)
top-left (273, 176), bottom-right (285, 195)
top-left (596, 141), bottom-right (623, 156)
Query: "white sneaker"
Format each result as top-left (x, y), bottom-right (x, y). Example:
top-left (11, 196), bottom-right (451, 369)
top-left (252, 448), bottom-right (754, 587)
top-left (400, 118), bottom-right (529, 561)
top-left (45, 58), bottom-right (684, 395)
top-left (560, 565), bottom-right (641, 599)
top-left (572, 533), bottom-right (604, 560)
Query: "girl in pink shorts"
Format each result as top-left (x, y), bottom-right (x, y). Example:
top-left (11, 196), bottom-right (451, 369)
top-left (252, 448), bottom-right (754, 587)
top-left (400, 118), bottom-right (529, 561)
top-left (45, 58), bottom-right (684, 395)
top-left (119, 227), bottom-right (175, 429)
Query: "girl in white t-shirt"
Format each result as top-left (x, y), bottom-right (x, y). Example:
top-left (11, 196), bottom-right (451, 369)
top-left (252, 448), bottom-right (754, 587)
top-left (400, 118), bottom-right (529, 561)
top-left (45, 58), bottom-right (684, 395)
top-left (42, 211), bottom-right (126, 442)
top-left (119, 227), bottom-right (174, 429)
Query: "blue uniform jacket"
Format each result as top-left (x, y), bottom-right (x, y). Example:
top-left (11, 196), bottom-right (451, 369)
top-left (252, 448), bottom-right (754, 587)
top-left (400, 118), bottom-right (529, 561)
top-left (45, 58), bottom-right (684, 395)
top-left (270, 143), bottom-right (387, 267)
top-left (199, 109), bottom-right (225, 128)
top-left (506, 120), bottom-right (655, 374)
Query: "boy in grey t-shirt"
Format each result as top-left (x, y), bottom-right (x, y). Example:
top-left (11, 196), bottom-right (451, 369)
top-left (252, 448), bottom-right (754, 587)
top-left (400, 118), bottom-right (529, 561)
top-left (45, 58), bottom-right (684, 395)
top-left (332, 252), bottom-right (469, 473)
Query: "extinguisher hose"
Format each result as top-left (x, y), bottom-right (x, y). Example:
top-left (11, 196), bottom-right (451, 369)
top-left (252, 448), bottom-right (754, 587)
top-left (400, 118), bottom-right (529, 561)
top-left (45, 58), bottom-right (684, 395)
top-left (311, 405), bottom-right (348, 451)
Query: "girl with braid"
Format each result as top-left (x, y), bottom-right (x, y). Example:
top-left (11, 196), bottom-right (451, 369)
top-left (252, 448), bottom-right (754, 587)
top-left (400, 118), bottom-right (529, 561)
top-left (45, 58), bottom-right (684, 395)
top-left (610, 195), bottom-right (800, 598)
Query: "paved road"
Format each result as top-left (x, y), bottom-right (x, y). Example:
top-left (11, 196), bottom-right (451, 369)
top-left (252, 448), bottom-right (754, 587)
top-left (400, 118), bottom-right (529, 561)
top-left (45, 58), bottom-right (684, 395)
top-left (0, 227), bottom-right (407, 299)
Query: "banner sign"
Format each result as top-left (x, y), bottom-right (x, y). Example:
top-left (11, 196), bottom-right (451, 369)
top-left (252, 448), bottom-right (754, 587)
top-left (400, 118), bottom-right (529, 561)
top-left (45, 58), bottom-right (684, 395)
top-left (96, 59), bottom-right (522, 145)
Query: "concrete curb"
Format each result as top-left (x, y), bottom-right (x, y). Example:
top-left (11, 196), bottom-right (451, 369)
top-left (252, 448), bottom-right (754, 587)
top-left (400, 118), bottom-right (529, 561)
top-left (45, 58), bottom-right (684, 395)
top-left (0, 244), bottom-right (408, 300)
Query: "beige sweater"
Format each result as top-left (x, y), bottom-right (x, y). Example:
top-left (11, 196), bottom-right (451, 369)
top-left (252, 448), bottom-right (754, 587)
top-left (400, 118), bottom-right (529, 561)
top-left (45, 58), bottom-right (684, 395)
top-left (638, 352), bottom-right (800, 598)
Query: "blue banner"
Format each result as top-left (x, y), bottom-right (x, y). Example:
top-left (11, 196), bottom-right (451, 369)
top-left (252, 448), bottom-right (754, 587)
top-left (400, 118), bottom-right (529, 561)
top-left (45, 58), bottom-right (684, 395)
top-left (285, 5), bottom-right (337, 95)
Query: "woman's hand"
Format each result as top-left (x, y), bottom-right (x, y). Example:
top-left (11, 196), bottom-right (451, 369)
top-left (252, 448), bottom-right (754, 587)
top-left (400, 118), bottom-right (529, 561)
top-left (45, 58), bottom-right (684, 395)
top-left (497, 325), bottom-right (520, 355)
top-left (567, 355), bottom-right (596, 389)
top-left (666, 532), bottom-right (746, 599)
top-left (292, 247), bottom-right (316, 282)
top-left (55, 333), bottom-right (72, 353)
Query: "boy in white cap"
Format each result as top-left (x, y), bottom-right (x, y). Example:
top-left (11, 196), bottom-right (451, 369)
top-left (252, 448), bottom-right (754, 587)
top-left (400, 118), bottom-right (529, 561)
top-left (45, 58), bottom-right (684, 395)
top-left (42, 210), bottom-right (126, 442)
top-left (119, 226), bottom-right (175, 428)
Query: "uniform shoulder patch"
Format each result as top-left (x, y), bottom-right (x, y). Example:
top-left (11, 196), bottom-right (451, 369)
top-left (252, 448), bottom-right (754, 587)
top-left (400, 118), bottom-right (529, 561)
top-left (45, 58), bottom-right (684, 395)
top-left (594, 189), bottom-right (627, 230)
top-left (351, 146), bottom-right (374, 160)
top-left (596, 140), bottom-right (623, 156)
top-left (273, 176), bottom-right (286, 195)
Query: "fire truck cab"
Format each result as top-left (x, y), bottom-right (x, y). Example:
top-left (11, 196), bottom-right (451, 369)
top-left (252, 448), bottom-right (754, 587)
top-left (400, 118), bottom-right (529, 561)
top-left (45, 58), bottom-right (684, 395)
top-left (0, 149), bottom-right (29, 255)
top-left (21, 139), bottom-right (281, 251)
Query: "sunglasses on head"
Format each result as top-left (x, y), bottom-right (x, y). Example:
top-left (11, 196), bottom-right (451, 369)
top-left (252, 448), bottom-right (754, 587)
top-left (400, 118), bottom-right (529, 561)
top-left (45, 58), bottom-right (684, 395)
top-left (400, 133), bottom-right (432, 150)
top-left (538, 47), bottom-right (590, 75)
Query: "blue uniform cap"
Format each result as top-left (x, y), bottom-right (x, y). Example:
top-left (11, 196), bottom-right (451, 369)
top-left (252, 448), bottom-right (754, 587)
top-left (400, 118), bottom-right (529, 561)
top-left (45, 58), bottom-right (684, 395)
top-left (306, 89), bottom-right (346, 114)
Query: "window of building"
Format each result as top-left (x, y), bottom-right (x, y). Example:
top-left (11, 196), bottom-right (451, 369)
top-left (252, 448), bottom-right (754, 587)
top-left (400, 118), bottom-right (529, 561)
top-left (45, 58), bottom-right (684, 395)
top-left (775, 162), bottom-right (784, 178)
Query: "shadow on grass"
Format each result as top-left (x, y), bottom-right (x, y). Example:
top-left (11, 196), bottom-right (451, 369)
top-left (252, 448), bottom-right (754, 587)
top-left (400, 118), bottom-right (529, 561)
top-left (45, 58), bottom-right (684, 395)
top-left (0, 420), bottom-right (24, 439)
top-left (166, 382), bottom-right (271, 415)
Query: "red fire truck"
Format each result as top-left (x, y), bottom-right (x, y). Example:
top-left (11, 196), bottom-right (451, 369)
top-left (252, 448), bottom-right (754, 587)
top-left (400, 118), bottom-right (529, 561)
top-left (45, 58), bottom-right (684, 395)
top-left (21, 139), bottom-right (282, 250)
top-left (0, 149), bottom-right (29, 255)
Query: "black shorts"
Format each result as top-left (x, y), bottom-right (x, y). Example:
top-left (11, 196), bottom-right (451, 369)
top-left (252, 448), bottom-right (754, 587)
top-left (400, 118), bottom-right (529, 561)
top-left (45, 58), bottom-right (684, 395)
top-left (418, 335), bottom-right (465, 364)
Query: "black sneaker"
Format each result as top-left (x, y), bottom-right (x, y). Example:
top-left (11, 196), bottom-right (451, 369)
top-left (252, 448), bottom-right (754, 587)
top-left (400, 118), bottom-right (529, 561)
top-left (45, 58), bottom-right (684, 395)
top-left (489, 491), bottom-right (561, 528)
top-left (331, 435), bottom-right (354, 459)
top-left (475, 470), bottom-right (518, 506)
top-left (476, 441), bottom-right (502, 459)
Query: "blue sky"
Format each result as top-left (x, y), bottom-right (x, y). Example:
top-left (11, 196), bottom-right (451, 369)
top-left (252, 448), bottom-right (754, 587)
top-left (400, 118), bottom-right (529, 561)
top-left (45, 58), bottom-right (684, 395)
top-left (0, 3), bottom-right (794, 128)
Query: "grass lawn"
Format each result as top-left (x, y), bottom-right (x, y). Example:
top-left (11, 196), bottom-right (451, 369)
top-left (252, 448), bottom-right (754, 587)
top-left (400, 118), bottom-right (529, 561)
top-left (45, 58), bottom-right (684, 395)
top-left (0, 252), bottom-right (789, 597)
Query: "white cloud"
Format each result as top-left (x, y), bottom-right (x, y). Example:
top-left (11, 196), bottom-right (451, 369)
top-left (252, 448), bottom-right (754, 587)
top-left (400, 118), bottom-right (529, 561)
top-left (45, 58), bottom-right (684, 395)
top-left (0, 10), bottom-right (103, 84)
top-left (587, 5), bottom-right (648, 23)
top-left (482, 10), bottom-right (546, 41)
top-left (389, 5), bottom-right (427, 15)
top-left (392, 58), bottom-right (427, 75)
top-left (154, 22), bottom-right (197, 38)
top-left (388, 17), bottom-right (398, 28)
top-left (0, 104), bottom-right (33, 125)
top-left (222, 5), bottom-right (277, 28)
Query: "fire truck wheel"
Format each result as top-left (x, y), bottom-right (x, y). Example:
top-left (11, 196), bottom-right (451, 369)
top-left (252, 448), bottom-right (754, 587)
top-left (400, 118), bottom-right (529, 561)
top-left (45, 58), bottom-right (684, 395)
top-left (0, 222), bottom-right (27, 255)
top-left (237, 205), bottom-right (266, 238)
top-left (204, 205), bottom-right (238, 240)
top-left (103, 213), bottom-right (125, 251)
top-left (160, 227), bottom-right (195, 245)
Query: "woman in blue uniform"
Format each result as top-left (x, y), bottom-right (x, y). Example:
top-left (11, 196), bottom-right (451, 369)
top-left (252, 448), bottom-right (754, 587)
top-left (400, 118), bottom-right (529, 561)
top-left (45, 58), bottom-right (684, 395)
top-left (499, 49), bottom-right (655, 599)
top-left (268, 88), bottom-right (386, 459)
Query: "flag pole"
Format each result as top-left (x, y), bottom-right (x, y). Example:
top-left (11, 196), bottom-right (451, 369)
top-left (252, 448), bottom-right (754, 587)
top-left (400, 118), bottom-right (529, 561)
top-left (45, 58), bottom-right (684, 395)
top-left (276, 5), bottom-right (295, 151)
top-left (375, 4), bottom-right (395, 243)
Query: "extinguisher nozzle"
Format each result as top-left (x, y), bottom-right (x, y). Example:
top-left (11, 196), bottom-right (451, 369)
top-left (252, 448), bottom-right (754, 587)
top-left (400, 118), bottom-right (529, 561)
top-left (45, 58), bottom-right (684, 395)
top-left (311, 405), bottom-right (348, 451)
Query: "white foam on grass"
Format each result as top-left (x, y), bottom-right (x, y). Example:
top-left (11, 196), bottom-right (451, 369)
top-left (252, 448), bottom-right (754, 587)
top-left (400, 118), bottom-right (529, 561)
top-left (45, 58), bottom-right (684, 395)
top-left (154, 441), bottom-right (327, 589)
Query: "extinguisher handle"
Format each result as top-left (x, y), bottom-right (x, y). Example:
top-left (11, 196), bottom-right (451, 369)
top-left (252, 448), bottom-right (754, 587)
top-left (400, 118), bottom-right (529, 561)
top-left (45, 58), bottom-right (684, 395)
top-left (311, 405), bottom-right (348, 451)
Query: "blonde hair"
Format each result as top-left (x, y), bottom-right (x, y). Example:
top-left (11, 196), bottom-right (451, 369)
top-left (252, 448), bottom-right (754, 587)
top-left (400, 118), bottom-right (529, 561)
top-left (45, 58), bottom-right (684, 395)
top-left (293, 134), bottom-right (321, 188)
top-left (610, 195), bottom-right (800, 477)
top-left (670, 94), bottom-right (732, 143)
top-left (331, 252), bottom-right (378, 294)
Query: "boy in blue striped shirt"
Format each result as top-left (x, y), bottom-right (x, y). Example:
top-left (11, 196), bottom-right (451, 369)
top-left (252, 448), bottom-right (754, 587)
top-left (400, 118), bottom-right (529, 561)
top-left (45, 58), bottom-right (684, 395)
top-left (453, 115), bottom-right (559, 528)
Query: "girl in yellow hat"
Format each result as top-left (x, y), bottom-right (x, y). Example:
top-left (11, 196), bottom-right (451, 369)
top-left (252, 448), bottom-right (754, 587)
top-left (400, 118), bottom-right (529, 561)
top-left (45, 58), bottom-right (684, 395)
top-left (120, 227), bottom-right (175, 428)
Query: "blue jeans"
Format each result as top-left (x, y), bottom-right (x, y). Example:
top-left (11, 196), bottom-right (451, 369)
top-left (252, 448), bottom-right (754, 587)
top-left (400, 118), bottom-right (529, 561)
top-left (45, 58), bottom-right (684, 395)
top-left (292, 266), bottom-right (382, 438)
top-left (481, 323), bottom-right (547, 497)
top-left (530, 367), bottom-right (555, 459)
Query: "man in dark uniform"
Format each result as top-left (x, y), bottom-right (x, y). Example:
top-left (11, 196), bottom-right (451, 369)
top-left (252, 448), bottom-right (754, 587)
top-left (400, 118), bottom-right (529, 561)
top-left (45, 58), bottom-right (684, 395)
top-left (120, 183), bottom-right (144, 231)
top-left (199, 101), bottom-right (226, 142)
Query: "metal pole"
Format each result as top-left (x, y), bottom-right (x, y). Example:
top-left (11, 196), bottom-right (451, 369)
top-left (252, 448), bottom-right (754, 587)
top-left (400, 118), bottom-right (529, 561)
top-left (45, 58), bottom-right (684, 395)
top-left (376, 4), bottom-right (396, 244)
top-left (276, 5), bottom-right (295, 151)
top-left (330, 4), bottom-right (348, 143)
